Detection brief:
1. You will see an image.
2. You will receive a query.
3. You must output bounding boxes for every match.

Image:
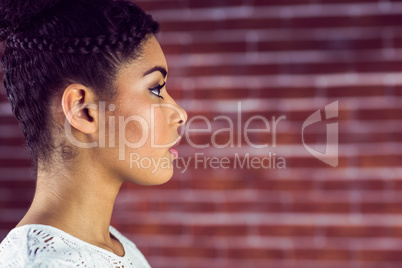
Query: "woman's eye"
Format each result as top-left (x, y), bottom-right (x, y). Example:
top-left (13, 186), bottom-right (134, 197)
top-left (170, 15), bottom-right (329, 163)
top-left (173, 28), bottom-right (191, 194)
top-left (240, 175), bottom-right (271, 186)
top-left (148, 81), bottom-right (166, 100)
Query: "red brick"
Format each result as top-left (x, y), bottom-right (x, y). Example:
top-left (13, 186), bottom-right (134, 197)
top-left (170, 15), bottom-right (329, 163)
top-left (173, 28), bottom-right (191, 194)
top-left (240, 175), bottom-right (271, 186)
top-left (324, 225), bottom-right (389, 238)
top-left (0, 159), bottom-right (32, 168)
top-left (259, 225), bottom-right (316, 237)
top-left (357, 155), bottom-right (400, 167)
top-left (116, 223), bottom-right (184, 236)
top-left (227, 248), bottom-right (286, 260)
top-left (191, 224), bottom-right (248, 236)
top-left (320, 179), bottom-right (385, 191)
top-left (291, 249), bottom-right (351, 261)
top-left (255, 179), bottom-right (316, 191)
top-left (0, 116), bottom-right (18, 125)
top-left (360, 202), bottom-right (402, 214)
top-left (356, 108), bottom-right (402, 121)
top-left (0, 137), bottom-right (26, 146)
top-left (358, 250), bottom-right (402, 262)
top-left (326, 86), bottom-right (390, 98)
top-left (161, 246), bottom-right (218, 258)
top-left (291, 201), bottom-right (351, 213)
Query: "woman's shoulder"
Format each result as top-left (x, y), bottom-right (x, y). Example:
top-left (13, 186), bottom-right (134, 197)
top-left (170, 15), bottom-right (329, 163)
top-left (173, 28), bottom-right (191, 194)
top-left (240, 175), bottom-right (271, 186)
top-left (0, 224), bottom-right (151, 268)
top-left (0, 224), bottom-right (93, 267)
top-left (0, 225), bottom-right (30, 267)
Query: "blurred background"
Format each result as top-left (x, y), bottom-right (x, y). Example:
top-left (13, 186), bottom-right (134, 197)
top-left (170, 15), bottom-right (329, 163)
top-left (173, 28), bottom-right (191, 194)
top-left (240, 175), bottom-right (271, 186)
top-left (1, 0), bottom-right (402, 267)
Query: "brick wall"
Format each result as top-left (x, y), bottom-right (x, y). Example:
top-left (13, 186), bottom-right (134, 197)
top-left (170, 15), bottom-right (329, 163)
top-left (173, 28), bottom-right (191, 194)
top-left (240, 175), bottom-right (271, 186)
top-left (1, 0), bottom-right (402, 267)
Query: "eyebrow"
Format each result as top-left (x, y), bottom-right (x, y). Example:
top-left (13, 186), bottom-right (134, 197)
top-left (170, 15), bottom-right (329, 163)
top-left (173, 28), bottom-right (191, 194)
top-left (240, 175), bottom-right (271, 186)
top-left (143, 66), bottom-right (167, 78)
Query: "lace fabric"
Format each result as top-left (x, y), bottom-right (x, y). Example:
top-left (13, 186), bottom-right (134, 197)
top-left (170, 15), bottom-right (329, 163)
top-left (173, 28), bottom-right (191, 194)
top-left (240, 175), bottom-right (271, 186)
top-left (0, 224), bottom-right (151, 268)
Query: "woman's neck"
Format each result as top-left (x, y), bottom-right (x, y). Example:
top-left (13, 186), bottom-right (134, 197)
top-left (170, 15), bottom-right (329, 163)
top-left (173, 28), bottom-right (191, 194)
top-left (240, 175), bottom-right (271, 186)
top-left (17, 157), bottom-right (123, 254)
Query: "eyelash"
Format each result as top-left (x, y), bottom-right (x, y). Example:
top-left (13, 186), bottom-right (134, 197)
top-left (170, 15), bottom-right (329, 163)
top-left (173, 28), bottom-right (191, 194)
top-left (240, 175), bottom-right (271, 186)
top-left (148, 81), bottom-right (166, 100)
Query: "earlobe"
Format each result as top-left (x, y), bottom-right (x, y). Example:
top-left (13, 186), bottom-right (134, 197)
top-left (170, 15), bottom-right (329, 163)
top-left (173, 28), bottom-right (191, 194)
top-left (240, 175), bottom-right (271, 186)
top-left (61, 84), bottom-right (98, 134)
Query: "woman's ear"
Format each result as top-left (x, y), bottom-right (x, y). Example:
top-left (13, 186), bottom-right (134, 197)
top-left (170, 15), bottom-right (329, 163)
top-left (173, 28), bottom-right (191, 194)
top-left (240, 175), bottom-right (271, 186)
top-left (61, 84), bottom-right (98, 134)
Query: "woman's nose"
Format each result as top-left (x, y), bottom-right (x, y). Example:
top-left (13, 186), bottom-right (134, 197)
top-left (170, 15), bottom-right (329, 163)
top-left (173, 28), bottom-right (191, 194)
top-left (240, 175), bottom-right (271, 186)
top-left (176, 104), bottom-right (187, 126)
top-left (167, 94), bottom-right (188, 126)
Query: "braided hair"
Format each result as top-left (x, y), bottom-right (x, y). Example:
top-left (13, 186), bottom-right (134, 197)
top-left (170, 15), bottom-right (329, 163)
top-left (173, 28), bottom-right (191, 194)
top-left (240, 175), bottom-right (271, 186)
top-left (0, 0), bottom-right (159, 171)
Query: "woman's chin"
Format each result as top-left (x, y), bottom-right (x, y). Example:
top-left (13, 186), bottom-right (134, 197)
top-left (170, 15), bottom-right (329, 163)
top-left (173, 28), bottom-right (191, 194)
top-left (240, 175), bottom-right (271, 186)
top-left (132, 167), bottom-right (174, 186)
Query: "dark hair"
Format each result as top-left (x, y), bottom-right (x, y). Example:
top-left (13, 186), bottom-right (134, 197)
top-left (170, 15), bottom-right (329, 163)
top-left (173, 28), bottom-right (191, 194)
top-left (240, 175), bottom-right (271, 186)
top-left (0, 0), bottom-right (159, 172)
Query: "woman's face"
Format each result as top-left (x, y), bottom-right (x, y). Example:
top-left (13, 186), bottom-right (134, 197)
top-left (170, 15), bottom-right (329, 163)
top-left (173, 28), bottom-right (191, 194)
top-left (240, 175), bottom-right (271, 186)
top-left (98, 35), bottom-right (187, 185)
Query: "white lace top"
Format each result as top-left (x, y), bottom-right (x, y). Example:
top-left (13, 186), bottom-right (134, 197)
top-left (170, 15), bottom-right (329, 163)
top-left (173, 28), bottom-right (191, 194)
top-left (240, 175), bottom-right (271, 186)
top-left (0, 224), bottom-right (151, 268)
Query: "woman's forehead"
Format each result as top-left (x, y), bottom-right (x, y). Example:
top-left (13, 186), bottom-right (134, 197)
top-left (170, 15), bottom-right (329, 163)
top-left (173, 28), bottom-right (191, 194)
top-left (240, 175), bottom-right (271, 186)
top-left (119, 36), bottom-right (168, 79)
top-left (139, 36), bottom-right (167, 70)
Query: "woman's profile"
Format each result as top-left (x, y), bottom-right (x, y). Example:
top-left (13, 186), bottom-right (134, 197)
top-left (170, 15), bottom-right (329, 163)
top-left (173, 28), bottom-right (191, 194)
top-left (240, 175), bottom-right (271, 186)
top-left (0, 0), bottom-right (187, 266)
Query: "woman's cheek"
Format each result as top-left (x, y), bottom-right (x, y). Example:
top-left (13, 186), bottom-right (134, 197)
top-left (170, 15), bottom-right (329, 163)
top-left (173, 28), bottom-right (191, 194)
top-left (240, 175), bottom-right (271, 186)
top-left (149, 106), bottom-right (167, 147)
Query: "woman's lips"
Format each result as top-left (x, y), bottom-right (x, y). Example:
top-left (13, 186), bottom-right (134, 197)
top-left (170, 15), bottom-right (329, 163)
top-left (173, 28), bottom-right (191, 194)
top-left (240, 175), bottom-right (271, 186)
top-left (169, 137), bottom-right (181, 160)
top-left (169, 148), bottom-right (178, 159)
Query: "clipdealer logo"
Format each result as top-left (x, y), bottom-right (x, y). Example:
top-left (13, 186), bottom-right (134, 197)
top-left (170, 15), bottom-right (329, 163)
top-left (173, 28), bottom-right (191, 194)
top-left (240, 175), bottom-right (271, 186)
top-left (302, 101), bottom-right (339, 167)
top-left (63, 100), bottom-right (339, 169)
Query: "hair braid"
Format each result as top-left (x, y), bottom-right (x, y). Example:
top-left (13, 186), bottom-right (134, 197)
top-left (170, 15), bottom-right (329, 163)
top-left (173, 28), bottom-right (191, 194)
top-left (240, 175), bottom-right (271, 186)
top-left (5, 29), bottom-right (146, 54)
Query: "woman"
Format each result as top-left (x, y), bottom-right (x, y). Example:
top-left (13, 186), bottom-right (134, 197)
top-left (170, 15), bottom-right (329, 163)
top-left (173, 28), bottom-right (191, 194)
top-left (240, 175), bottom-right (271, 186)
top-left (0, 0), bottom-right (187, 266)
